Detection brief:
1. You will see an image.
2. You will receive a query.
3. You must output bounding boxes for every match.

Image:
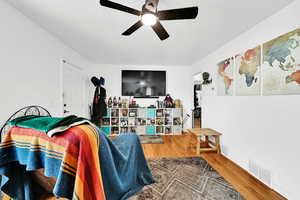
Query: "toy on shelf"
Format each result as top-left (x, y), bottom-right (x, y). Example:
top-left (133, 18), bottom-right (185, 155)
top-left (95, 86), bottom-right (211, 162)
top-left (174, 99), bottom-right (182, 108)
top-left (107, 97), bottom-right (113, 108)
top-left (113, 97), bottom-right (118, 107)
top-left (164, 94), bottom-right (174, 108)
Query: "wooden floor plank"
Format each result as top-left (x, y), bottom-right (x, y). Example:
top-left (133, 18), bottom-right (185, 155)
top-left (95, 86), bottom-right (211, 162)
top-left (142, 133), bottom-right (287, 200)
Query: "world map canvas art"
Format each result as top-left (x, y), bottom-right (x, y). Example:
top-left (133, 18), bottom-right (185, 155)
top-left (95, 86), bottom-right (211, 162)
top-left (217, 57), bottom-right (234, 96)
top-left (262, 28), bottom-right (300, 95)
top-left (235, 46), bottom-right (261, 95)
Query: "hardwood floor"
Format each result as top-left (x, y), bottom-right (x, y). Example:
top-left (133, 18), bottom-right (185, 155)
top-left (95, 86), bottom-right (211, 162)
top-left (142, 133), bottom-right (287, 200)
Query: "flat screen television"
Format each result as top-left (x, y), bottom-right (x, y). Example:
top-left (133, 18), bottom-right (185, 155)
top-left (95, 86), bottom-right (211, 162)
top-left (122, 70), bottom-right (166, 98)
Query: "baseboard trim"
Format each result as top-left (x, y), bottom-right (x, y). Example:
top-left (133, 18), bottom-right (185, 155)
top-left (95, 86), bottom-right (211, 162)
top-left (201, 153), bottom-right (287, 200)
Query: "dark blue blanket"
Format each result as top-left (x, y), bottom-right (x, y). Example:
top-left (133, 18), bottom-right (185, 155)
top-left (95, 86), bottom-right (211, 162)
top-left (99, 132), bottom-right (155, 200)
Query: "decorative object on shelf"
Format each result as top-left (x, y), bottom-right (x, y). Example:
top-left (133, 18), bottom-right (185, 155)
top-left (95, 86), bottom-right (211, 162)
top-left (90, 76), bottom-right (107, 126)
top-left (129, 109), bottom-right (138, 117)
top-left (164, 94), bottom-right (174, 108)
top-left (165, 126), bottom-right (172, 134)
top-left (113, 96), bottom-right (118, 107)
top-left (129, 100), bottom-right (139, 108)
top-left (156, 100), bottom-right (164, 108)
top-left (108, 97), bottom-right (113, 108)
top-left (202, 72), bottom-right (212, 85)
top-left (156, 126), bottom-right (164, 134)
top-left (118, 97), bottom-right (122, 108)
top-left (156, 118), bottom-right (164, 125)
top-left (120, 118), bottom-right (128, 127)
top-left (174, 99), bottom-right (182, 108)
top-left (121, 99), bottom-right (128, 108)
top-left (121, 109), bottom-right (128, 117)
top-left (111, 118), bottom-right (119, 126)
top-left (156, 109), bottom-right (164, 117)
top-left (111, 109), bottom-right (119, 117)
top-left (173, 118), bottom-right (181, 125)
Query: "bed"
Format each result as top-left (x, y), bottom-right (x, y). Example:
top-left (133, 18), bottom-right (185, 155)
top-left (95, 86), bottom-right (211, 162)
top-left (0, 106), bottom-right (154, 200)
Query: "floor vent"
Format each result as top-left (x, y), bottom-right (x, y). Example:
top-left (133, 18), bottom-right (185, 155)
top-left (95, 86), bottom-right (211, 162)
top-left (248, 160), bottom-right (272, 187)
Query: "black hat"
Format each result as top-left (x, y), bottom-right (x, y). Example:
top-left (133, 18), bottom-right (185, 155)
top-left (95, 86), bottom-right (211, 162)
top-left (91, 76), bottom-right (100, 87)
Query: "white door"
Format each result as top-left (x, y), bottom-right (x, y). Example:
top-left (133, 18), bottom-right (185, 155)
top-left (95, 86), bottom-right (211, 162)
top-left (62, 62), bottom-right (85, 117)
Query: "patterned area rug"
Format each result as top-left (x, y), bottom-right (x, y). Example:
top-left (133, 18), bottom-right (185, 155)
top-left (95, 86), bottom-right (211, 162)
top-left (129, 157), bottom-right (245, 200)
top-left (139, 135), bottom-right (164, 144)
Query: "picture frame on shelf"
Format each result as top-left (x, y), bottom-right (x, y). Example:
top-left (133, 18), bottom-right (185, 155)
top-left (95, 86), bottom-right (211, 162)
top-left (111, 109), bottom-right (119, 117)
top-left (120, 118), bottom-right (128, 127)
top-left (128, 117), bottom-right (135, 126)
top-left (156, 109), bottom-right (164, 117)
top-left (121, 109), bottom-right (128, 117)
top-left (129, 109), bottom-right (137, 117)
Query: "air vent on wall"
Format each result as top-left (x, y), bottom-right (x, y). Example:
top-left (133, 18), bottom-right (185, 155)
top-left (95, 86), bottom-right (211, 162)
top-left (248, 160), bottom-right (272, 187)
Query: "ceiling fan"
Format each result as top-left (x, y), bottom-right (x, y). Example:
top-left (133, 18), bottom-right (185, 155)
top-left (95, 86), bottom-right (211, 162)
top-left (99, 0), bottom-right (198, 40)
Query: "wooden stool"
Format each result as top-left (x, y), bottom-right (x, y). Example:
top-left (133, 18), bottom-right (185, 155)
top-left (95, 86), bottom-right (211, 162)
top-left (188, 128), bottom-right (222, 154)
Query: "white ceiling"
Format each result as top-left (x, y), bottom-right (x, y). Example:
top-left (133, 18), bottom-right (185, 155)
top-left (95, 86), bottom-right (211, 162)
top-left (5, 0), bottom-right (294, 66)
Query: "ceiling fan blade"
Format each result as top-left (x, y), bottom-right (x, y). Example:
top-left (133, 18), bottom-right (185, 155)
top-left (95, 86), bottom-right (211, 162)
top-left (157, 7), bottom-right (198, 20)
top-left (151, 21), bottom-right (169, 40)
top-left (99, 0), bottom-right (141, 16)
top-left (122, 21), bottom-right (143, 35)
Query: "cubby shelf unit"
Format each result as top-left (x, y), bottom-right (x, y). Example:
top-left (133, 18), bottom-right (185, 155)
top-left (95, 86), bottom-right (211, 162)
top-left (100, 107), bottom-right (183, 136)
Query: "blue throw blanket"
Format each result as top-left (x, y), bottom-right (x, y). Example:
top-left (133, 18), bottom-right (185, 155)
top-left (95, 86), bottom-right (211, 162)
top-left (0, 117), bottom-right (154, 200)
top-left (99, 132), bottom-right (155, 200)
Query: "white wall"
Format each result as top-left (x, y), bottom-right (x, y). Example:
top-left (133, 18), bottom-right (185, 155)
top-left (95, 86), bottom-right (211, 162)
top-left (86, 64), bottom-right (194, 129)
top-left (0, 1), bottom-right (90, 127)
top-left (192, 1), bottom-right (300, 199)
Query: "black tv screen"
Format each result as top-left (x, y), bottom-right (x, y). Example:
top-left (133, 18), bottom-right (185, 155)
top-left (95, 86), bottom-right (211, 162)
top-left (122, 70), bottom-right (166, 97)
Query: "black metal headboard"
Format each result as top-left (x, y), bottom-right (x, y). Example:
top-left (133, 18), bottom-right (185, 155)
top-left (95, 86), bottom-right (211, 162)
top-left (0, 106), bottom-right (51, 140)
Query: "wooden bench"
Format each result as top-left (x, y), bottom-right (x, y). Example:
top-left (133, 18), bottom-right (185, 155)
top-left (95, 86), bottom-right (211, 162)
top-left (188, 128), bottom-right (222, 154)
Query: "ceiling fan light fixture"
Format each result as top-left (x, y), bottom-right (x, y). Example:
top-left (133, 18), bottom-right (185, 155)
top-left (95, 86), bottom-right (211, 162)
top-left (141, 13), bottom-right (157, 26)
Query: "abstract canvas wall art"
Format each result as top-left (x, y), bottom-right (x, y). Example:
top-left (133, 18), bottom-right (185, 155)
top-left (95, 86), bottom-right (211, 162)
top-left (262, 28), bottom-right (300, 95)
top-left (235, 46), bottom-right (261, 95)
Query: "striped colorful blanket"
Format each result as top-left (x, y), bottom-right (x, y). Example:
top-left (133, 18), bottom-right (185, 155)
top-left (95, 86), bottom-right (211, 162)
top-left (0, 125), bottom-right (106, 200)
